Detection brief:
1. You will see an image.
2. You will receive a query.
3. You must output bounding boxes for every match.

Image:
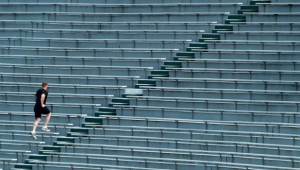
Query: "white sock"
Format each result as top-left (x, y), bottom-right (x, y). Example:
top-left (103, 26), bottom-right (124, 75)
top-left (31, 131), bottom-right (35, 133)
top-left (43, 126), bottom-right (47, 129)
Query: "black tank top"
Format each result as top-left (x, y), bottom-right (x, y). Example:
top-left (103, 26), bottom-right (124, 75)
top-left (35, 88), bottom-right (48, 107)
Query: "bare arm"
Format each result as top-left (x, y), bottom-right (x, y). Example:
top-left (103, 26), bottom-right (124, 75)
top-left (41, 94), bottom-right (45, 107)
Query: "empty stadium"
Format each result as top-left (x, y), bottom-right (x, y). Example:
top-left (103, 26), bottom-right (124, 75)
top-left (0, 0), bottom-right (299, 170)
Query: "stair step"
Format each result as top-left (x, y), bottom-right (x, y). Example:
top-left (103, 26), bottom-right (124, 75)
top-left (38, 150), bottom-right (60, 155)
top-left (151, 70), bottom-right (170, 75)
top-left (215, 25), bottom-right (233, 30)
top-left (42, 146), bottom-right (61, 152)
top-left (57, 137), bottom-right (76, 143)
top-left (149, 70), bottom-right (170, 78)
top-left (164, 61), bottom-right (182, 66)
top-left (135, 84), bottom-right (156, 88)
top-left (85, 117), bottom-right (103, 123)
top-left (189, 43), bottom-right (208, 48)
top-left (173, 55), bottom-right (195, 61)
top-left (238, 9), bottom-right (258, 14)
top-left (202, 33), bottom-right (221, 39)
top-left (82, 122), bottom-right (103, 128)
top-left (108, 102), bottom-right (129, 107)
top-left (14, 164), bottom-right (32, 170)
top-left (212, 29), bottom-right (233, 33)
top-left (28, 155), bottom-right (47, 161)
top-left (112, 98), bottom-right (130, 104)
top-left (162, 61), bottom-right (182, 70)
top-left (53, 141), bottom-right (74, 146)
top-left (228, 15), bottom-right (246, 20)
top-left (186, 47), bottom-right (207, 52)
top-left (98, 107), bottom-right (116, 113)
top-left (24, 159), bottom-right (45, 164)
top-left (199, 38), bottom-right (220, 42)
top-left (238, 5), bottom-right (259, 14)
top-left (176, 52), bottom-right (195, 57)
top-left (148, 74), bottom-right (169, 79)
top-left (138, 79), bottom-right (156, 85)
top-left (225, 19), bottom-right (246, 24)
top-left (70, 127), bottom-right (89, 134)
top-left (122, 93), bottom-right (143, 98)
top-left (241, 5), bottom-right (259, 10)
top-left (161, 65), bottom-right (181, 70)
top-left (95, 111), bottom-right (116, 116)
top-left (250, 0), bottom-right (271, 5)
top-left (190, 48), bottom-right (208, 52)
top-left (67, 132), bottom-right (89, 137)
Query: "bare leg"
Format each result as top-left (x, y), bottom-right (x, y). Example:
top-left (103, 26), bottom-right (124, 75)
top-left (32, 118), bottom-right (41, 132)
top-left (44, 113), bottom-right (51, 127)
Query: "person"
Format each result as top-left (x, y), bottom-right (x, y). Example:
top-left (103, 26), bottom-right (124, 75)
top-left (31, 82), bottom-right (51, 139)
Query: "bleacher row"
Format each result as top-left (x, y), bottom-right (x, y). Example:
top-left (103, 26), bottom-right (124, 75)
top-left (0, 0), bottom-right (298, 169)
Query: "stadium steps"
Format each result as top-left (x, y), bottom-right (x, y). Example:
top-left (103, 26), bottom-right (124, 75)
top-left (99, 0), bottom-right (269, 119)
top-left (134, 0), bottom-right (266, 90)
top-left (14, 0), bottom-right (274, 169)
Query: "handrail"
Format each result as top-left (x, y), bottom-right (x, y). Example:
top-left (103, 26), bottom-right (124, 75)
top-left (139, 86), bottom-right (300, 94)
top-left (1, 111), bottom-right (87, 119)
top-left (244, 12), bottom-right (300, 15)
top-left (0, 54), bottom-right (167, 60)
top-left (0, 27), bottom-right (205, 33)
top-left (0, 45), bottom-right (180, 51)
top-left (0, 100), bottom-right (101, 107)
top-left (233, 22), bottom-right (300, 25)
top-left (41, 151), bottom-right (300, 169)
top-left (0, 63), bottom-right (154, 69)
top-left (217, 30), bottom-right (300, 34)
top-left (127, 95), bottom-right (300, 105)
top-left (0, 36), bottom-right (192, 42)
top-left (0, 11), bottom-right (230, 15)
top-left (0, 91), bottom-right (114, 97)
top-left (95, 124), bottom-right (300, 138)
top-left (26, 153), bottom-right (299, 170)
top-left (0, 81), bottom-right (127, 88)
top-left (169, 67), bottom-right (300, 73)
top-left (205, 39), bottom-right (300, 44)
top-left (103, 115), bottom-right (300, 127)
top-left (0, 2), bottom-right (244, 6)
top-left (258, 3), bottom-right (300, 5)
top-left (0, 20), bottom-right (218, 24)
top-left (0, 119), bottom-right (73, 126)
top-left (25, 152), bottom-right (300, 170)
top-left (155, 77), bottom-right (300, 84)
top-left (115, 104), bottom-right (300, 115)
top-left (0, 72), bottom-right (140, 78)
top-left (192, 49), bottom-right (300, 53)
top-left (28, 160), bottom-right (184, 170)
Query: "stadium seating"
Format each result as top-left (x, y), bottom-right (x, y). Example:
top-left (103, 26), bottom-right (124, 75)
top-left (0, 0), bottom-right (299, 169)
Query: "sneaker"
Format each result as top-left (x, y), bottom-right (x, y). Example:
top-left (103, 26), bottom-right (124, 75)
top-left (30, 132), bottom-right (37, 139)
top-left (42, 127), bottom-right (51, 132)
